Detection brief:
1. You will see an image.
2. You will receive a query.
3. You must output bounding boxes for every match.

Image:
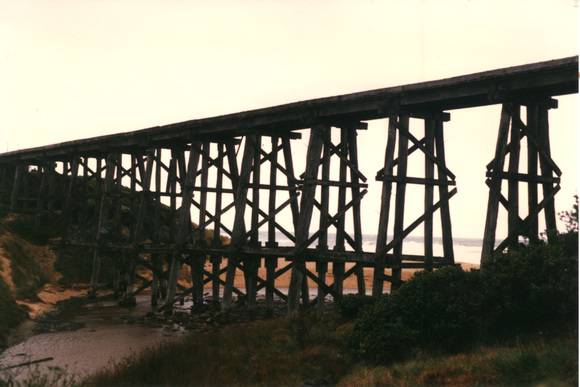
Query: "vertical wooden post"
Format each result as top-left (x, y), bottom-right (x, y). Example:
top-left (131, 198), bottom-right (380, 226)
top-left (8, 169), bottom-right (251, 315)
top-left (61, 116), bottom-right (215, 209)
top-left (288, 125), bottom-right (325, 314)
top-left (526, 105), bottom-right (539, 241)
top-left (266, 137), bottom-right (279, 309)
top-left (90, 155), bottom-right (115, 298)
top-left (265, 258), bottom-right (277, 308)
top-left (373, 115), bottom-right (397, 296)
top-left (507, 106), bottom-right (522, 246)
top-left (245, 135), bottom-right (261, 307)
top-left (151, 148), bottom-right (162, 306)
top-left (192, 142), bottom-right (210, 307)
top-left (119, 153), bottom-right (152, 306)
top-left (163, 151), bottom-right (178, 303)
top-left (424, 119), bottom-right (435, 271)
top-left (220, 139), bottom-right (240, 308)
top-left (391, 114), bottom-right (410, 290)
top-left (435, 119), bottom-right (454, 263)
top-left (347, 127), bottom-right (366, 295)
top-left (316, 261), bottom-right (327, 308)
top-left (63, 158), bottom-right (80, 238)
top-left (36, 163), bottom-right (48, 212)
top-left (34, 162), bottom-right (49, 228)
top-left (318, 128), bottom-right (331, 303)
top-left (164, 144), bottom-right (201, 309)
top-left (301, 273), bottom-right (310, 305)
top-left (223, 135), bottom-right (256, 309)
top-left (10, 164), bottom-right (24, 212)
top-left (110, 153), bottom-right (123, 298)
top-left (538, 106), bottom-right (557, 241)
top-left (334, 127), bottom-right (347, 299)
top-left (282, 138), bottom-right (300, 230)
top-left (319, 129), bottom-right (331, 251)
top-left (130, 155), bottom-right (137, 221)
top-left (481, 104), bottom-right (512, 263)
top-left (282, 136), bottom-right (301, 306)
top-left (63, 158), bottom-right (79, 212)
top-left (211, 143), bottom-right (225, 303)
top-left (93, 157), bottom-right (103, 225)
top-left (46, 161), bottom-right (57, 211)
top-left (132, 154), bottom-right (154, 242)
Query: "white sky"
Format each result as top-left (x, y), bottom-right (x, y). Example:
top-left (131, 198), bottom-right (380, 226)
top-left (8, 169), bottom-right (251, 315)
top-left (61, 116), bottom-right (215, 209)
top-left (0, 0), bottom-right (577, 247)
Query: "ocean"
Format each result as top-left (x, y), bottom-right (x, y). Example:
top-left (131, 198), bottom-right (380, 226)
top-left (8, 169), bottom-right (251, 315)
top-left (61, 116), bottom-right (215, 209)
top-left (257, 231), bottom-right (482, 266)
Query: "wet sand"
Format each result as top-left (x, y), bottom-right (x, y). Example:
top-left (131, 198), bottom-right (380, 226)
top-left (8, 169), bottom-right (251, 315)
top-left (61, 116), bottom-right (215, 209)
top-left (0, 295), bottom-right (183, 381)
top-left (187, 261), bottom-right (479, 293)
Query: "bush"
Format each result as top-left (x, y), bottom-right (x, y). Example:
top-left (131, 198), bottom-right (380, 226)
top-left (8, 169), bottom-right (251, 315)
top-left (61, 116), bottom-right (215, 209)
top-left (480, 233), bottom-right (578, 335)
top-left (348, 266), bottom-right (482, 363)
top-left (348, 231), bottom-right (578, 365)
top-left (336, 294), bottom-right (375, 319)
top-left (6, 213), bottom-right (66, 245)
top-left (347, 295), bottom-right (418, 364)
top-left (392, 266), bottom-right (483, 351)
top-left (1, 238), bottom-right (48, 299)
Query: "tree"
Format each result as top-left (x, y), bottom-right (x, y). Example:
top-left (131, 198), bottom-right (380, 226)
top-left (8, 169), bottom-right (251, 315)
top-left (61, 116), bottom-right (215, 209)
top-left (559, 195), bottom-right (578, 233)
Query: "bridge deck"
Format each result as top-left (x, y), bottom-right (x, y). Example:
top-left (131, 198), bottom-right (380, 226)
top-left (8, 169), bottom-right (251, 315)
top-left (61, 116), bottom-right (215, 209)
top-left (0, 56), bottom-right (577, 162)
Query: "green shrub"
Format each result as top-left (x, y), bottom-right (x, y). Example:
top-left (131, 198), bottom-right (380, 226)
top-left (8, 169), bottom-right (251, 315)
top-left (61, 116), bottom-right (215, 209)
top-left (348, 231), bottom-right (578, 365)
top-left (1, 238), bottom-right (47, 299)
top-left (55, 246), bottom-right (115, 285)
top-left (348, 266), bottom-right (482, 363)
top-left (391, 266), bottom-right (483, 351)
top-left (336, 294), bottom-right (375, 319)
top-left (480, 233), bottom-right (578, 336)
top-left (6, 213), bottom-right (66, 245)
top-left (347, 295), bottom-right (418, 364)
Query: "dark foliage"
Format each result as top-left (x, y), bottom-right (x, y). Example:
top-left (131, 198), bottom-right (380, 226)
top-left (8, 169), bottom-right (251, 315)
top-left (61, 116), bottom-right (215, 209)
top-left (336, 294), bottom-right (375, 319)
top-left (392, 266), bottom-right (484, 350)
top-left (1, 238), bottom-right (48, 299)
top-left (349, 231), bottom-right (578, 365)
top-left (347, 294), bottom-right (418, 364)
top-left (6, 213), bottom-right (66, 245)
top-left (480, 232), bottom-right (578, 336)
top-left (0, 277), bottom-right (26, 347)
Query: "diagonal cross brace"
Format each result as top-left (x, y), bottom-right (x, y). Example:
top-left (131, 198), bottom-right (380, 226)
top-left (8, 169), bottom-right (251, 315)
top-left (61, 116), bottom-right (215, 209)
top-left (397, 123), bottom-right (456, 180)
top-left (376, 187), bottom-right (458, 258)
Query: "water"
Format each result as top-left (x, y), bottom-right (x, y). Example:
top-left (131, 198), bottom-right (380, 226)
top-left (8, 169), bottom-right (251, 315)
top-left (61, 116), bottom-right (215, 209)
top-left (260, 230), bottom-right (483, 265)
top-left (0, 296), bottom-right (182, 382)
top-left (362, 234), bottom-right (483, 265)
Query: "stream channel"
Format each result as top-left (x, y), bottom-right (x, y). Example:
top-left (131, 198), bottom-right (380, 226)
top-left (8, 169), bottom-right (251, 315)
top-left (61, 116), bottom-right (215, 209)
top-left (0, 295), bottom-right (185, 382)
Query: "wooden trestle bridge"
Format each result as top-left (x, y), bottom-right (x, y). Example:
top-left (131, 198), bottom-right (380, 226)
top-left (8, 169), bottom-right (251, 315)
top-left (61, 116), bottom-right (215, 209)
top-left (0, 56), bottom-right (577, 313)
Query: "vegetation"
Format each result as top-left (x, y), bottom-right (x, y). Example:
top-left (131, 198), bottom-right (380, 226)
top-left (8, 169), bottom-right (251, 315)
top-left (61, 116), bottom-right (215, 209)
top-left (339, 332), bottom-right (577, 386)
top-left (87, 314), bottom-right (354, 386)
top-left (348, 231), bottom-right (578, 365)
top-left (0, 365), bottom-right (77, 387)
top-left (1, 238), bottom-right (49, 300)
top-left (335, 294), bottom-right (375, 319)
top-left (0, 277), bottom-right (26, 347)
top-left (346, 198), bottom-right (578, 367)
top-left (82, 312), bottom-right (577, 387)
top-left (5, 212), bottom-right (66, 246)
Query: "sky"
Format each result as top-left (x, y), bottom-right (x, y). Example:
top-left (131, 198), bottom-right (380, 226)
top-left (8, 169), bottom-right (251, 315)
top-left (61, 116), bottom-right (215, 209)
top-left (0, 0), bottom-right (577, 253)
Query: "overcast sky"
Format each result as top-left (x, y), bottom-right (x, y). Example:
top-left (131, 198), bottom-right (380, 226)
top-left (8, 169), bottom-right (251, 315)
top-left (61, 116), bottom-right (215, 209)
top-left (0, 1), bottom-right (577, 252)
